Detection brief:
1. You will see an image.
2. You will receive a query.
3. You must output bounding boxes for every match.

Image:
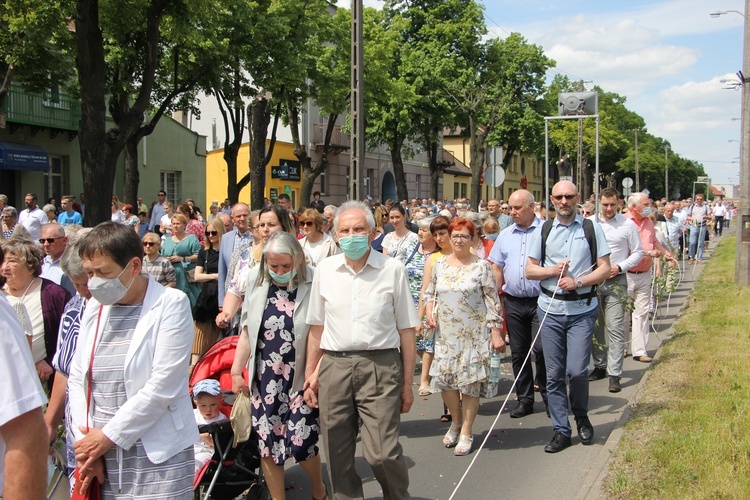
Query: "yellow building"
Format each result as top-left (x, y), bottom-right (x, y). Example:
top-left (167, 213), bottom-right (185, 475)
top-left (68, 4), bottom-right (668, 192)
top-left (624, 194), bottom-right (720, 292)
top-left (442, 132), bottom-right (548, 203)
top-left (205, 141), bottom-right (304, 211)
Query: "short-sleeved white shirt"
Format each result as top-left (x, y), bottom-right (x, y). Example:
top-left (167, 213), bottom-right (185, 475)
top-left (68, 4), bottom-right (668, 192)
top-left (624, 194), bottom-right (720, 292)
top-left (18, 207), bottom-right (47, 242)
top-left (0, 295), bottom-right (47, 495)
top-left (307, 250), bottom-right (420, 351)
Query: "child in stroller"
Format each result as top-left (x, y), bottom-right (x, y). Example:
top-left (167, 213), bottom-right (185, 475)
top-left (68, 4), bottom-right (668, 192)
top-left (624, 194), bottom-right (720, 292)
top-left (190, 336), bottom-right (269, 500)
top-left (193, 379), bottom-right (226, 474)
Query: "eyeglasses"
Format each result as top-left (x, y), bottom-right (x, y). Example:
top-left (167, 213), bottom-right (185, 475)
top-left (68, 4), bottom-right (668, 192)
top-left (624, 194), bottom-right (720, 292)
top-left (450, 234), bottom-right (472, 241)
top-left (143, 242), bottom-right (157, 247)
top-left (39, 238), bottom-right (59, 244)
top-left (300, 221), bottom-right (315, 227)
top-left (158, 193), bottom-right (166, 197)
top-left (205, 230), bottom-right (219, 236)
top-left (551, 194), bottom-right (577, 201)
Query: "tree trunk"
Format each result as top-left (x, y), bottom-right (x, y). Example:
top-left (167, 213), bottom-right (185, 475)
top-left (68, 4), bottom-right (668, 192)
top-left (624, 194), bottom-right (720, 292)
top-left (428, 141), bottom-right (441, 200)
top-left (123, 137), bottom-right (140, 206)
top-left (300, 115), bottom-right (337, 210)
top-left (224, 143), bottom-right (240, 203)
top-left (391, 146), bottom-right (408, 203)
top-left (248, 98), bottom-right (270, 210)
top-left (0, 64), bottom-right (15, 112)
top-left (77, 0), bottom-right (118, 227)
top-left (468, 113), bottom-right (485, 209)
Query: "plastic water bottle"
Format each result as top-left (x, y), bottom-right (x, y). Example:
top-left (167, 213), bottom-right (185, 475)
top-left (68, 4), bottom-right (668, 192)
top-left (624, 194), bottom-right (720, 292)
top-left (489, 350), bottom-right (503, 383)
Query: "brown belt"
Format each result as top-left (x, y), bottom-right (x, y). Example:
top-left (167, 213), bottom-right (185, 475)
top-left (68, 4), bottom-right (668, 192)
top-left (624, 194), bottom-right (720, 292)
top-left (628, 270), bottom-right (649, 274)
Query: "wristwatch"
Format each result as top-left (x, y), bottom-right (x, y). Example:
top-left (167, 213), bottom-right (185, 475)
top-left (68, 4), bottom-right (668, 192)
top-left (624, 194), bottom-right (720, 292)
top-left (576, 279), bottom-right (583, 289)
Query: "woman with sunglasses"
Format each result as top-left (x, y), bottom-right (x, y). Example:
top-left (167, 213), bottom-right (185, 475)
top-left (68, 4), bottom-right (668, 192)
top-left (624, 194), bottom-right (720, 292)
top-left (141, 233), bottom-right (176, 288)
top-left (298, 208), bottom-right (340, 266)
top-left (424, 218), bottom-right (505, 456)
top-left (382, 204), bottom-right (419, 264)
top-left (191, 218), bottom-right (226, 366)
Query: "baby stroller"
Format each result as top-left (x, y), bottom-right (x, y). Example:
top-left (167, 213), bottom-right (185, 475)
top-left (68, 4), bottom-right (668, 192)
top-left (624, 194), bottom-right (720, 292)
top-left (190, 336), bottom-right (270, 500)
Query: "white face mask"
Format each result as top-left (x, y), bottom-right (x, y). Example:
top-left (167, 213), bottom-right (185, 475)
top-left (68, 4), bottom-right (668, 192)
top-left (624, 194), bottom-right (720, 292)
top-left (87, 260), bottom-right (135, 305)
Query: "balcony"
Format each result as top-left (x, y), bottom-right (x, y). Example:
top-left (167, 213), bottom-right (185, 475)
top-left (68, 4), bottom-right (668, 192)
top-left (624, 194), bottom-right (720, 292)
top-left (1, 83), bottom-right (82, 134)
top-left (312, 123), bottom-right (350, 152)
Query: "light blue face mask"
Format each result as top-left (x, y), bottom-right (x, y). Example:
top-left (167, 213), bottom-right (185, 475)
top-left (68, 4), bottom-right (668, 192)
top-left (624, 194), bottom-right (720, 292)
top-left (641, 206), bottom-right (654, 217)
top-left (485, 232), bottom-right (499, 241)
top-left (269, 268), bottom-right (297, 284)
top-left (339, 234), bottom-right (370, 260)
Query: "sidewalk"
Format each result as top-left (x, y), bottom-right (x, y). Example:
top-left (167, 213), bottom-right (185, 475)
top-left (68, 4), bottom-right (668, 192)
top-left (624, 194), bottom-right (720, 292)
top-left (275, 238), bottom-right (718, 499)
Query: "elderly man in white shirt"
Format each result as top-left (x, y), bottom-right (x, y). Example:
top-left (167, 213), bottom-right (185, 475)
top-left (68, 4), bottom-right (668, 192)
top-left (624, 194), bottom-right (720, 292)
top-left (588, 188), bottom-right (644, 392)
top-left (304, 201), bottom-right (419, 500)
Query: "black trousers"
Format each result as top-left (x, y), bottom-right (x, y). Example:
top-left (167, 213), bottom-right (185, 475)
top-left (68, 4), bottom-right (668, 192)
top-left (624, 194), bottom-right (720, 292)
top-left (504, 294), bottom-right (547, 405)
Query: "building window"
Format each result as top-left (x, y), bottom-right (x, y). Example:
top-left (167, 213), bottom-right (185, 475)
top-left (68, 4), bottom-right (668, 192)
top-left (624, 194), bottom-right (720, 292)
top-left (366, 168), bottom-right (375, 198)
top-left (416, 174), bottom-right (421, 199)
top-left (45, 156), bottom-right (63, 205)
top-left (460, 183), bottom-right (467, 199)
top-left (453, 182), bottom-right (459, 199)
top-left (319, 172), bottom-right (327, 196)
top-left (160, 171), bottom-right (181, 205)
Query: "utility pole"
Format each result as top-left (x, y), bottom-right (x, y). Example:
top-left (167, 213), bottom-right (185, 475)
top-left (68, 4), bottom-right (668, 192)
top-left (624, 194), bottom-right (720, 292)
top-left (665, 145), bottom-right (669, 200)
top-left (577, 80), bottom-right (584, 194)
top-left (634, 129), bottom-right (640, 192)
top-left (737, 0), bottom-right (750, 285)
top-left (349, 0), bottom-right (365, 201)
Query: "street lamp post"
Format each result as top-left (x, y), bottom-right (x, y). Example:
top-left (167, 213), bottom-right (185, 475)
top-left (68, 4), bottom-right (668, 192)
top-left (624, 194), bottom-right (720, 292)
top-left (713, 4), bottom-right (750, 285)
top-left (665, 145), bottom-right (669, 200)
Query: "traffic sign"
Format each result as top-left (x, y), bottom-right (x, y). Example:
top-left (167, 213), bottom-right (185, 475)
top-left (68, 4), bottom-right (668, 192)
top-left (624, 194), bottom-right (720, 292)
top-left (483, 166), bottom-right (506, 188)
top-left (622, 177), bottom-right (633, 188)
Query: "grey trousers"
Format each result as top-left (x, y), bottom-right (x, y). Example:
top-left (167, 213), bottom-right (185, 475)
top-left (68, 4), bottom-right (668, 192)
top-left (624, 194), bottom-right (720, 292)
top-left (592, 274), bottom-right (627, 377)
top-left (318, 349), bottom-right (410, 500)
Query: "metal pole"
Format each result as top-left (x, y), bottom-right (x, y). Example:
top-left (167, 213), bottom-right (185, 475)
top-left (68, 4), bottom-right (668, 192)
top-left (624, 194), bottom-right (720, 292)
top-left (634, 129), bottom-right (640, 192)
top-left (738, 0), bottom-right (750, 285)
top-left (545, 118), bottom-right (550, 220)
top-left (665, 145), bottom-right (669, 200)
top-left (595, 116), bottom-right (600, 216)
top-left (349, 0), bottom-right (365, 201)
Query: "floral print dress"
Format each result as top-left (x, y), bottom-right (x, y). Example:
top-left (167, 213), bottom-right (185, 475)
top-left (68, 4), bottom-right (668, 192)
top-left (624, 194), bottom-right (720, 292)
top-left (424, 256), bottom-right (503, 398)
top-left (251, 284), bottom-right (320, 465)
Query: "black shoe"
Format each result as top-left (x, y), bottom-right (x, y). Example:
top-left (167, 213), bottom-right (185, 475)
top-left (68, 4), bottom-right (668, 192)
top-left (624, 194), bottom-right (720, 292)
top-left (575, 416), bottom-right (594, 445)
top-left (609, 376), bottom-right (622, 393)
top-left (589, 367), bottom-right (607, 381)
top-left (510, 401), bottom-right (534, 419)
top-left (544, 431), bottom-right (572, 453)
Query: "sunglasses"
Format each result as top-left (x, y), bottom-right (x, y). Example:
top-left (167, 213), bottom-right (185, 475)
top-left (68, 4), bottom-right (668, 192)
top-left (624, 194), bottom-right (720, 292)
top-left (143, 242), bottom-right (158, 247)
top-left (205, 230), bottom-right (219, 236)
top-left (300, 221), bottom-right (315, 227)
top-left (39, 238), bottom-right (59, 244)
top-left (552, 194), bottom-right (577, 201)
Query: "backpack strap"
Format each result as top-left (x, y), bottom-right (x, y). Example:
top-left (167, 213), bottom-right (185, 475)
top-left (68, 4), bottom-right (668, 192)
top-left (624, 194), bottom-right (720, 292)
top-left (540, 218), bottom-right (598, 305)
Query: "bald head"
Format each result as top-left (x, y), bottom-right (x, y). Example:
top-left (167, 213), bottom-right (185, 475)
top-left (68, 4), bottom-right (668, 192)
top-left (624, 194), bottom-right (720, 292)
top-left (219, 213), bottom-right (233, 233)
top-left (508, 189), bottom-right (536, 228)
top-left (509, 190), bottom-right (534, 207)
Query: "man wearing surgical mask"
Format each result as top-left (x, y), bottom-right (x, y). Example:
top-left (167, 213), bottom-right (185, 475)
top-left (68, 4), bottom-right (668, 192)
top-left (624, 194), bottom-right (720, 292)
top-left (625, 193), bottom-right (674, 364)
top-left (303, 201), bottom-right (419, 500)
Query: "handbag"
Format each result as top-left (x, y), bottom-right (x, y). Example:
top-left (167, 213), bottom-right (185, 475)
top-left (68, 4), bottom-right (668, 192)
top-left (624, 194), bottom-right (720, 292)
top-left (230, 391), bottom-right (252, 447)
top-left (71, 306), bottom-right (104, 500)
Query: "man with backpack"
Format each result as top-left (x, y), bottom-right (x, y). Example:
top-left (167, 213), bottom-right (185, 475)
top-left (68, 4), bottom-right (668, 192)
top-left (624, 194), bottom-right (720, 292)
top-left (526, 181), bottom-right (611, 453)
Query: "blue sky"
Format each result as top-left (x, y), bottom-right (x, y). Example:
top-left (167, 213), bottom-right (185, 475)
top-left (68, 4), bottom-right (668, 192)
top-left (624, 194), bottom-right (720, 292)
top-left (358, 0), bottom-right (745, 184)
top-left (481, 0), bottom-right (745, 185)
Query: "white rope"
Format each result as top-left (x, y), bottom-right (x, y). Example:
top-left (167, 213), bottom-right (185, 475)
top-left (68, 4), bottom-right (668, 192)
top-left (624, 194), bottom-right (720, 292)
top-left (449, 265), bottom-right (570, 500)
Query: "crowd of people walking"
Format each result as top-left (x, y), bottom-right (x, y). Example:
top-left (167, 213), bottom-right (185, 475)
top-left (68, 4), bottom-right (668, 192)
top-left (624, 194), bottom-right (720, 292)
top-left (0, 185), bottom-right (730, 499)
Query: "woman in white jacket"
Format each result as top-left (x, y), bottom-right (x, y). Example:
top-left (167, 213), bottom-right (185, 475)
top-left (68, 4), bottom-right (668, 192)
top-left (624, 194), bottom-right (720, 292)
top-left (68, 222), bottom-right (198, 498)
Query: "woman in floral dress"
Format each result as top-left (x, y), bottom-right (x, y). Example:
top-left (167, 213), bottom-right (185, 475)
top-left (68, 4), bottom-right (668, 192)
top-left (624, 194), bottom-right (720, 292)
top-left (425, 218), bottom-right (505, 456)
top-left (230, 232), bottom-right (326, 500)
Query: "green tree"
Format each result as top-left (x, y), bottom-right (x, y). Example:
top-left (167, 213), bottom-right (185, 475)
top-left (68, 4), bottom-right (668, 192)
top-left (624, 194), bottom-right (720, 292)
top-left (447, 33), bottom-right (553, 208)
top-left (0, 0), bottom-right (73, 108)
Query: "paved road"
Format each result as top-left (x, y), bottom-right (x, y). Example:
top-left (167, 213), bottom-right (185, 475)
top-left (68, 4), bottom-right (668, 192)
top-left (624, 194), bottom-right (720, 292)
top-left (267, 240), bottom-right (714, 500)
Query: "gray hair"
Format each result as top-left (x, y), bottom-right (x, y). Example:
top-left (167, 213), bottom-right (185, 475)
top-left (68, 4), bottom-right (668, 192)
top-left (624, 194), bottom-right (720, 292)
top-left (42, 223), bottom-right (66, 238)
top-left (627, 192), bottom-right (646, 208)
top-left (255, 231), bottom-right (307, 290)
top-left (462, 212), bottom-right (486, 236)
top-left (60, 238), bottom-right (87, 278)
top-left (42, 204), bottom-right (56, 213)
top-left (333, 201), bottom-right (375, 233)
top-left (64, 224), bottom-right (86, 243)
top-left (0, 194), bottom-right (8, 204)
top-left (0, 238), bottom-right (44, 277)
top-left (417, 215), bottom-right (437, 230)
top-left (2, 206), bottom-right (18, 218)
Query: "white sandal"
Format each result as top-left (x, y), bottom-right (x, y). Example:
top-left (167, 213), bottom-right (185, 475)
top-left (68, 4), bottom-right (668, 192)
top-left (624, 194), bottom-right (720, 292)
top-left (443, 423), bottom-right (461, 447)
top-left (454, 434), bottom-right (473, 456)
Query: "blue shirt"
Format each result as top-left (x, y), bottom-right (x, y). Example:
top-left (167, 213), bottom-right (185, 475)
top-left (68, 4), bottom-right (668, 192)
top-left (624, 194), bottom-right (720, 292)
top-left (57, 210), bottom-right (83, 226)
top-left (487, 217), bottom-right (542, 298)
top-left (527, 215), bottom-right (610, 315)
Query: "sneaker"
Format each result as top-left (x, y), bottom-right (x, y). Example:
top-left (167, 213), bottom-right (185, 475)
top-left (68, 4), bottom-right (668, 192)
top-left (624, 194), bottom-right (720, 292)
top-left (609, 376), bottom-right (621, 393)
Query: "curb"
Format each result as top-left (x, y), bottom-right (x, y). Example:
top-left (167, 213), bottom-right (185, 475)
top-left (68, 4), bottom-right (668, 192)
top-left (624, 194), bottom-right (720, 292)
top-left (575, 238), bottom-right (719, 500)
